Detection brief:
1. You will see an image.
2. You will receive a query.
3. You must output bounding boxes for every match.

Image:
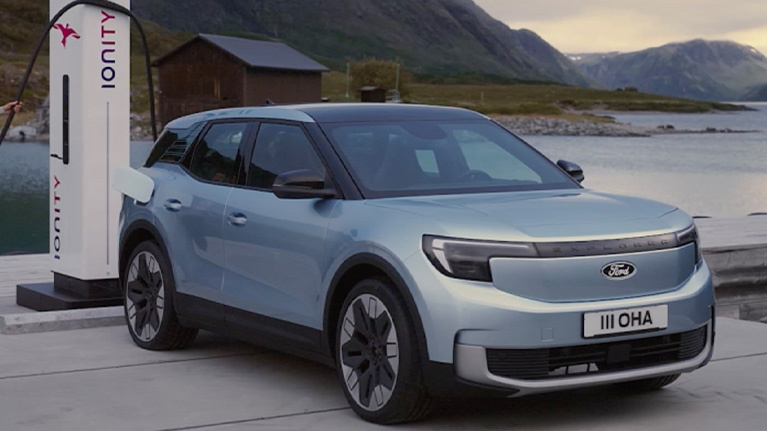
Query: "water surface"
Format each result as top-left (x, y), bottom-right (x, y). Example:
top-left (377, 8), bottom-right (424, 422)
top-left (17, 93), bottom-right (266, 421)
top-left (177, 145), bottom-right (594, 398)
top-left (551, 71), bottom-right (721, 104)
top-left (524, 103), bottom-right (766, 218)
top-left (0, 141), bottom-right (153, 255)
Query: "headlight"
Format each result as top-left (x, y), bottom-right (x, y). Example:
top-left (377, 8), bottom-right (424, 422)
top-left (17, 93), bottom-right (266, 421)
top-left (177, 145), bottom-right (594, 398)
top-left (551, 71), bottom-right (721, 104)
top-left (422, 235), bottom-right (538, 282)
top-left (676, 224), bottom-right (703, 264)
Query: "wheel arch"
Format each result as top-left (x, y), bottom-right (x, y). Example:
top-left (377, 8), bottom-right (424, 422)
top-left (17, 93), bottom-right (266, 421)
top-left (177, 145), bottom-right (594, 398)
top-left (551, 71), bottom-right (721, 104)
top-left (323, 253), bottom-right (429, 367)
top-left (119, 219), bottom-right (171, 291)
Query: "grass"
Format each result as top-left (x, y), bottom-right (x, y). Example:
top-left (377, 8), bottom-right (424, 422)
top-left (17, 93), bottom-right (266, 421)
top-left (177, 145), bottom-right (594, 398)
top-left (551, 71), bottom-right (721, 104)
top-left (0, 55), bottom-right (50, 111)
top-left (321, 71), bottom-right (748, 115)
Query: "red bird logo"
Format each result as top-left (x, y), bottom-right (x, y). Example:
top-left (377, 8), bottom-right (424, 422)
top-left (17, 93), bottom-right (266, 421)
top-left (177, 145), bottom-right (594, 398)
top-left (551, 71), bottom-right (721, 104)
top-left (53, 23), bottom-right (81, 47)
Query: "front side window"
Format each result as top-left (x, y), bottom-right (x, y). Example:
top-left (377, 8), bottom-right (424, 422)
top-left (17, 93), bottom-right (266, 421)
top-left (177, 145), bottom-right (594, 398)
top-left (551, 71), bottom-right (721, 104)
top-left (323, 120), bottom-right (577, 198)
top-left (187, 122), bottom-right (248, 184)
top-left (247, 123), bottom-right (326, 190)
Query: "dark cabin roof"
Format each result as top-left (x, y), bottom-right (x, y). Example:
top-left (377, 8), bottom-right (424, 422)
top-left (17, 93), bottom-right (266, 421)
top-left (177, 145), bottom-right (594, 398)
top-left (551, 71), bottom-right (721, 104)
top-left (153, 34), bottom-right (329, 73)
top-left (166, 104), bottom-right (487, 129)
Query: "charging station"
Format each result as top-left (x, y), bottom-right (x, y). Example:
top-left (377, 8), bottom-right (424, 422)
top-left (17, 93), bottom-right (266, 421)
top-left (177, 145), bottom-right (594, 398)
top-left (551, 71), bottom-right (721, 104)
top-left (16, 0), bottom-right (131, 311)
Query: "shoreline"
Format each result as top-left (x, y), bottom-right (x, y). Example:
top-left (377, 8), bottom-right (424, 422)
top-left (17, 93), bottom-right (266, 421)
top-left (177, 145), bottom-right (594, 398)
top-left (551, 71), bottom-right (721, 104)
top-left (11, 118), bottom-right (757, 142)
top-left (4, 107), bottom-right (760, 142)
top-left (492, 113), bottom-right (759, 137)
top-left (2, 131), bottom-right (155, 143)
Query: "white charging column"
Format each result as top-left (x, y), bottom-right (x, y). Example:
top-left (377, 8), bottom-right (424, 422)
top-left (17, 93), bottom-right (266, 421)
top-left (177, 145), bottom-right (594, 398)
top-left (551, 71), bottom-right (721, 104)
top-left (48, 0), bottom-right (130, 287)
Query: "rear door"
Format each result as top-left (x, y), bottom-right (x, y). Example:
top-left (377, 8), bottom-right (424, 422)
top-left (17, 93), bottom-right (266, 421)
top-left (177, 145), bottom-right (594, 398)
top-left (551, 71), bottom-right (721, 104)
top-left (222, 121), bottom-right (338, 336)
top-left (158, 120), bottom-right (253, 307)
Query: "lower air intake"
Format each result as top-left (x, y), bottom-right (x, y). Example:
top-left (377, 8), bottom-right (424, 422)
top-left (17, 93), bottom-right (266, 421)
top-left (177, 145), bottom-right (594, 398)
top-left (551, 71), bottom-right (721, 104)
top-left (486, 326), bottom-right (707, 381)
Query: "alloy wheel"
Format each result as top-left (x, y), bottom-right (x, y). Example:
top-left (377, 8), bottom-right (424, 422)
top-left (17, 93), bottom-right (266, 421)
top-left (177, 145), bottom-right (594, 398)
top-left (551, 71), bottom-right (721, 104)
top-left (125, 251), bottom-right (166, 342)
top-left (339, 293), bottom-right (400, 411)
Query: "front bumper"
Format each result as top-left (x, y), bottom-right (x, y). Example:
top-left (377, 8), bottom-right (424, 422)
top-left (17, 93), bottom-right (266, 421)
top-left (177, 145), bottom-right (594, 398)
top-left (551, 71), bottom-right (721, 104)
top-left (454, 323), bottom-right (713, 395)
top-left (406, 249), bottom-right (715, 365)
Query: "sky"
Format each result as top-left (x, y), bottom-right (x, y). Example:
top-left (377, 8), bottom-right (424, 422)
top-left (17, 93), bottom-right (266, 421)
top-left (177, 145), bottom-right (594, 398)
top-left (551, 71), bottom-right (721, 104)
top-left (473, 0), bottom-right (767, 55)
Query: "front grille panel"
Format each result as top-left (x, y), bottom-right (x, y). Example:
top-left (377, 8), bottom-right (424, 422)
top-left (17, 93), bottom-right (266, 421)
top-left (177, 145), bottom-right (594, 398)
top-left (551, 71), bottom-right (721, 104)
top-left (486, 326), bottom-right (707, 381)
top-left (489, 244), bottom-right (697, 303)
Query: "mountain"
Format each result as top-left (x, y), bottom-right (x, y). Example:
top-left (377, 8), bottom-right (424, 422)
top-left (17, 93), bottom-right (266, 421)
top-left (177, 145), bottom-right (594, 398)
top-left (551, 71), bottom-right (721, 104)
top-left (131, 0), bottom-right (592, 87)
top-left (571, 40), bottom-right (767, 101)
top-left (567, 52), bottom-right (620, 64)
top-left (740, 83), bottom-right (767, 101)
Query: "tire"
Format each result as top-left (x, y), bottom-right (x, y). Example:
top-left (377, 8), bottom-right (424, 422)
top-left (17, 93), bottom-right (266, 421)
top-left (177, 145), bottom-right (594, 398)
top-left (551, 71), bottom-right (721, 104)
top-left (123, 240), bottom-right (198, 350)
top-left (616, 374), bottom-right (681, 391)
top-left (335, 278), bottom-right (432, 424)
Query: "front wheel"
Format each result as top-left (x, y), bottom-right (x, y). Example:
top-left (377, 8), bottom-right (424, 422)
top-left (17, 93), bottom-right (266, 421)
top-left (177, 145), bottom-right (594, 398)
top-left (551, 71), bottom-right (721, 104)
top-left (336, 278), bottom-right (432, 424)
top-left (123, 240), bottom-right (198, 350)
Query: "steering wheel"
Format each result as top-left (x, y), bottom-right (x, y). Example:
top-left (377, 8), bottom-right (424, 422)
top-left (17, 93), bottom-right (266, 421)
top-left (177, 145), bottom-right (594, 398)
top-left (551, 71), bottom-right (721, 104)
top-left (455, 170), bottom-right (493, 182)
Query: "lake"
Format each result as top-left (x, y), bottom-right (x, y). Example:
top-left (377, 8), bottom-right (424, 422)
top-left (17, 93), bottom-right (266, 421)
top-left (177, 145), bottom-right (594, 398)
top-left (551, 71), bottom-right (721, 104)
top-left (526, 103), bottom-right (767, 219)
top-left (1, 103), bottom-right (765, 254)
top-left (0, 141), bottom-right (154, 255)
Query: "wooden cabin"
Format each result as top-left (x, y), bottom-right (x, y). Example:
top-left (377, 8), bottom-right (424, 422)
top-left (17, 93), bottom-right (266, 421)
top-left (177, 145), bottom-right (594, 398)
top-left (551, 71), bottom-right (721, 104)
top-left (153, 34), bottom-right (329, 125)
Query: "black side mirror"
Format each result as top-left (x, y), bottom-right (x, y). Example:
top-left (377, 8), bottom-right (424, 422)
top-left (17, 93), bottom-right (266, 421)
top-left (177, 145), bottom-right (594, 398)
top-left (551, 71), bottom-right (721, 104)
top-left (557, 160), bottom-right (585, 183)
top-left (273, 169), bottom-right (337, 199)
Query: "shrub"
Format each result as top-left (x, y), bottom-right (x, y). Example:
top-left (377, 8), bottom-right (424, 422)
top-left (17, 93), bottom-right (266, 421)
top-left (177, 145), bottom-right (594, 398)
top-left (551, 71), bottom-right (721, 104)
top-left (350, 58), bottom-right (412, 96)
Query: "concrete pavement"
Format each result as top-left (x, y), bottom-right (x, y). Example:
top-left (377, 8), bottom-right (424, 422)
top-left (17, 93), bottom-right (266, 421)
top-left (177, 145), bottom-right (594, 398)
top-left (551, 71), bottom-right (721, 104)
top-left (1, 318), bottom-right (767, 431)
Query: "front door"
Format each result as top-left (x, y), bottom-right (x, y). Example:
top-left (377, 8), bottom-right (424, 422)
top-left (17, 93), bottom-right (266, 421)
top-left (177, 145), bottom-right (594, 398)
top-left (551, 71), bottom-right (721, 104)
top-left (222, 122), bottom-right (338, 334)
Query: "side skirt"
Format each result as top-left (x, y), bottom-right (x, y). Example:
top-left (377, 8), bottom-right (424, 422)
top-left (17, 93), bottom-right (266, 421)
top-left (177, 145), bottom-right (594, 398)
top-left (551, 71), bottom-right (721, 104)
top-left (175, 292), bottom-right (333, 367)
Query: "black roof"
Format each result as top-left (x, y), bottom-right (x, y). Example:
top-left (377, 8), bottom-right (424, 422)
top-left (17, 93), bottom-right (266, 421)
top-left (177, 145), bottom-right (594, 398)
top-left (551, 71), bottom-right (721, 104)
top-left (153, 34), bottom-right (329, 73)
top-left (165, 103), bottom-right (487, 129)
top-left (294, 103), bottom-right (486, 123)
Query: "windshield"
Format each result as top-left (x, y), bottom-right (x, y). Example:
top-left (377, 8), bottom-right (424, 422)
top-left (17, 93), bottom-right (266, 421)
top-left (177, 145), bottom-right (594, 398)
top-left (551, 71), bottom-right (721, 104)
top-left (322, 120), bottom-right (579, 198)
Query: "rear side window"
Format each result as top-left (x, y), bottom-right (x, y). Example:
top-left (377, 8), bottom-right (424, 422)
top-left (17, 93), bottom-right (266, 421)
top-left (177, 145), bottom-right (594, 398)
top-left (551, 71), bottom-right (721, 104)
top-left (187, 122), bottom-right (249, 184)
top-left (144, 122), bottom-right (204, 167)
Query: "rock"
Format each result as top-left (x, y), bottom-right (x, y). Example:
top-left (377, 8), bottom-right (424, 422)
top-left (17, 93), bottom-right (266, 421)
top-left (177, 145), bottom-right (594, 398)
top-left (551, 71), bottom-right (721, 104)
top-left (35, 96), bottom-right (50, 136)
top-left (492, 116), bottom-right (649, 137)
top-left (6, 125), bottom-right (37, 141)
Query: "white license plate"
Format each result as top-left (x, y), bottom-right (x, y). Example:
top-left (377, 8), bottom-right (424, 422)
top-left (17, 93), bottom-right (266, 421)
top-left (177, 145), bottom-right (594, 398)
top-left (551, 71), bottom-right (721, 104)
top-left (583, 305), bottom-right (668, 338)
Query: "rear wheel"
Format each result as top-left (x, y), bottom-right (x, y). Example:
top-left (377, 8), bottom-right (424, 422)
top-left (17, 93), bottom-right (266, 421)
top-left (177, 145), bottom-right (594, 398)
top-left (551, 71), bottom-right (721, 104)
top-left (336, 278), bottom-right (432, 424)
top-left (616, 374), bottom-right (681, 391)
top-left (123, 241), bottom-right (198, 350)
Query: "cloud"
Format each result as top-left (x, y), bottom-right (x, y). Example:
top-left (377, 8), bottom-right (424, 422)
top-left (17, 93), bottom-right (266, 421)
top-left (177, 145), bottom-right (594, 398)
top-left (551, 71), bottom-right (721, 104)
top-left (474, 0), bottom-right (767, 54)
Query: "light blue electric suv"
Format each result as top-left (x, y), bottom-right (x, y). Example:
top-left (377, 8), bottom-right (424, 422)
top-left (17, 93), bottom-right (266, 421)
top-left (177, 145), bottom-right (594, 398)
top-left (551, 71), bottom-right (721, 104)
top-left (118, 104), bottom-right (715, 424)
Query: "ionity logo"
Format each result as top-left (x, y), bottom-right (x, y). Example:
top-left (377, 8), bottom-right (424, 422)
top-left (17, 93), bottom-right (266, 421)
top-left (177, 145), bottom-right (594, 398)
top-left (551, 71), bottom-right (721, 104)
top-left (53, 23), bottom-right (81, 48)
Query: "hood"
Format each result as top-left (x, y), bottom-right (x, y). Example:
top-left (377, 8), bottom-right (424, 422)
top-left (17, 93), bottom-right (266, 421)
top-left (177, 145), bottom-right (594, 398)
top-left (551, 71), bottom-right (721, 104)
top-left (365, 190), bottom-right (688, 241)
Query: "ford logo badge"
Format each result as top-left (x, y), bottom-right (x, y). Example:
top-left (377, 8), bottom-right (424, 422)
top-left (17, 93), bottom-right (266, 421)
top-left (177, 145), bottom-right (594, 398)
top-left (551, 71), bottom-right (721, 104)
top-left (602, 262), bottom-right (637, 280)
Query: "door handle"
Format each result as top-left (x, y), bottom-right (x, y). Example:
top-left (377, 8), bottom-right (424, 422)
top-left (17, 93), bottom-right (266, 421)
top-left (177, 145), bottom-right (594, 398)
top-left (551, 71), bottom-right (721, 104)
top-left (227, 213), bottom-right (248, 227)
top-left (164, 199), bottom-right (182, 212)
